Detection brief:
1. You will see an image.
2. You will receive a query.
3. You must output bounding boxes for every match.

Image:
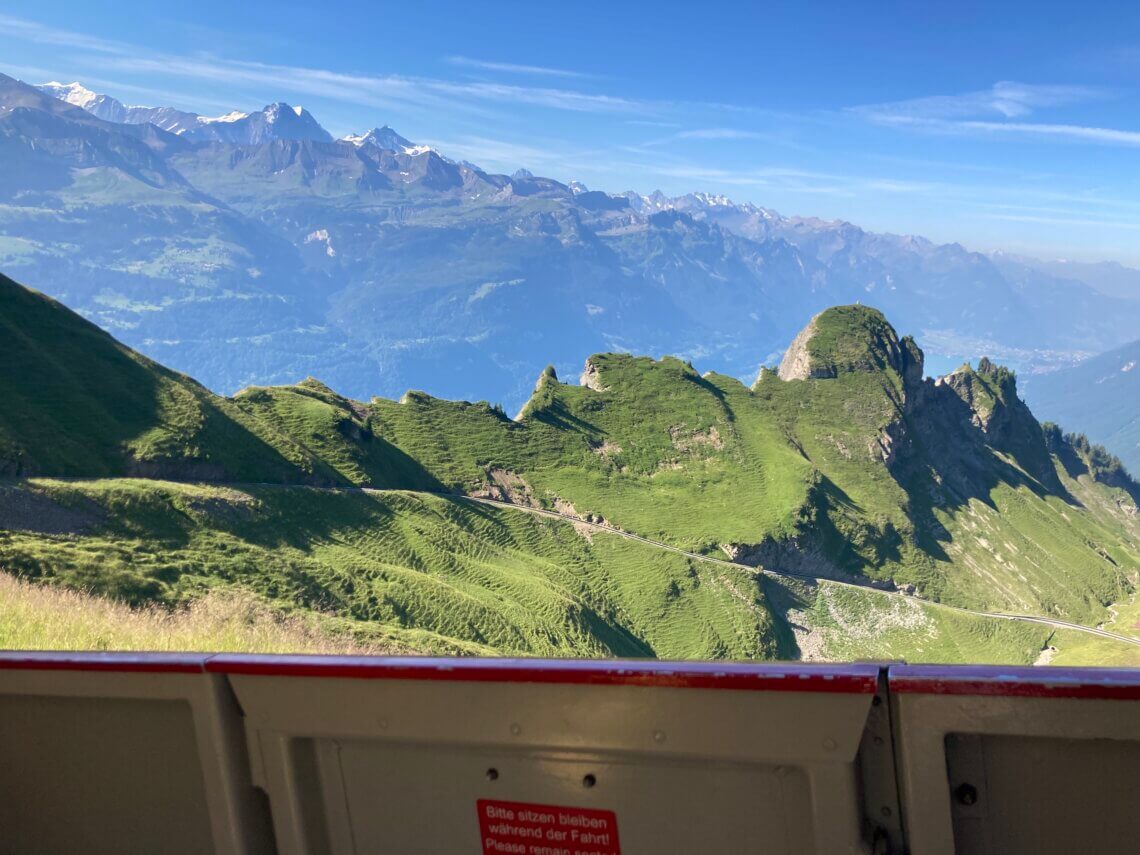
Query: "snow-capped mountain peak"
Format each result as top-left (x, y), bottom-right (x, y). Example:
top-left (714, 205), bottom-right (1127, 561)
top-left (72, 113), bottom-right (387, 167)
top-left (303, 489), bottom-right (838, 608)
top-left (36, 81), bottom-right (134, 123)
top-left (340, 125), bottom-right (422, 154)
top-left (34, 82), bottom-right (330, 144)
top-left (37, 81), bottom-right (100, 110)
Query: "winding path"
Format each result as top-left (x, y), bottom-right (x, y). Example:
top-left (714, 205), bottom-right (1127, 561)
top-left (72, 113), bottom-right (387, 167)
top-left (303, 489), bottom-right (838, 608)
top-left (18, 477), bottom-right (1140, 650)
top-left (432, 491), bottom-right (1140, 650)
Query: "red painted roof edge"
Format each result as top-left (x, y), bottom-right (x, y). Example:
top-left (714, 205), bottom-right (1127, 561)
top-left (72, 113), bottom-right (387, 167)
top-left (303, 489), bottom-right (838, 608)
top-left (4, 654), bottom-right (1139, 698)
top-left (0, 651), bottom-right (209, 674)
top-left (206, 654), bottom-right (882, 693)
top-left (890, 664), bottom-right (1140, 699)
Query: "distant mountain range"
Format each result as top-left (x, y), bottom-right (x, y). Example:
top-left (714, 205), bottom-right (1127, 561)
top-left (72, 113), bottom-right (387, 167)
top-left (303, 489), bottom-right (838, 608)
top-left (36, 80), bottom-right (332, 144)
top-left (3, 73), bottom-right (1139, 464)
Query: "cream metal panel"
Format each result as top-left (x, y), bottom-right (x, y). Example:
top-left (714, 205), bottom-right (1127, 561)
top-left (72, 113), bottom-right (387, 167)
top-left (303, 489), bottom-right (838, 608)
top-left (890, 664), bottom-right (1140, 855)
top-left (215, 656), bottom-right (882, 855)
top-left (0, 652), bottom-right (273, 855)
top-left (5, 652), bottom-right (1139, 854)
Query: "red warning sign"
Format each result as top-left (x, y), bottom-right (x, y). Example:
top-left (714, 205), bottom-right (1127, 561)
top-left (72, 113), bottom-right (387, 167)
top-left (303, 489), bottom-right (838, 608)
top-left (477, 799), bottom-right (621, 855)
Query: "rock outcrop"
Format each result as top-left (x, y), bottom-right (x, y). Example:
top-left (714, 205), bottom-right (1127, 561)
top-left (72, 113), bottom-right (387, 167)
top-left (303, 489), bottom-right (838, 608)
top-left (580, 358), bottom-right (609, 392)
top-left (777, 317), bottom-right (824, 380)
top-left (777, 305), bottom-right (924, 395)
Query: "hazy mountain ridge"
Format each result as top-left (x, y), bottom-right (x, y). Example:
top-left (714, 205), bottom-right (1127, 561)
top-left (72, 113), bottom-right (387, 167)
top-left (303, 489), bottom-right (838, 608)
top-left (5, 72), bottom-right (1140, 423)
top-left (1024, 338), bottom-right (1140, 475)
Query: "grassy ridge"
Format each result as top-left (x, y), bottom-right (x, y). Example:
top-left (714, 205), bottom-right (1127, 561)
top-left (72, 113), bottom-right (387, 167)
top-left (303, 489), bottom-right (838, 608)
top-left (3, 274), bottom-right (1139, 662)
top-left (212, 308), bottom-right (1140, 644)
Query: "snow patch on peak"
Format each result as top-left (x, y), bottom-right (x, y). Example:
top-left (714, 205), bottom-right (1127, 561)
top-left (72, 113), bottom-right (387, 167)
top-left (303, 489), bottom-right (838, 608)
top-left (201, 111), bottom-right (250, 125)
top-left (341, 126), bottom-right (433, 156)
top-left (37, 81), bottom-right (99, 109)
top-left (691, 191), bottom-right (733, 207)
top-left (293, 105), bottom-right (304, 117)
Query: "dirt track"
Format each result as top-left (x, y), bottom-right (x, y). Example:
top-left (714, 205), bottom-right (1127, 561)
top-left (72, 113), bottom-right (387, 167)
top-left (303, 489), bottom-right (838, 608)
top-left (440, 491), bottom-right (1140, 650)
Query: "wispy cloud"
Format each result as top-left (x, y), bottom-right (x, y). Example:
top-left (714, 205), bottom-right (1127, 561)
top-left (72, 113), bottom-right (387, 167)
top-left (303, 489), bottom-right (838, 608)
top-left (957, 119), bottom-right (1140, 146)
top-left (446, 56), bottom-right (591, 79)
top-left (644, 162), bottom-right (930, 198)
top-left (675, 128), bottom-right (773, 140)
top-left (0, 60), bottom-right (242, 113)
top-left (420, 135), bottom-right (598, 172)
top-left (629, 126), bottom-right (807, 154)
top-left (0, 14), bottom-right (655, 118)
top-left (851, 81), bottom-right (1140, 149)
top-left (86, 54), bottom-right (648, 116)
top-left (0, 14), bottom-right (133, 55)
top-left (854, 81), bottom-right (1108, 121)
top-left (872, 115), bottom-right (1140, 147)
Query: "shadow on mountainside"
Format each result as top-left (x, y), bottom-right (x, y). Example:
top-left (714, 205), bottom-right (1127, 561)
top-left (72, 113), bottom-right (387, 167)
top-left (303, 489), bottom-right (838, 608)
top-left (889, 380), bottom-right (1081, 563)
top-left (527, 398), bottom-right (603, 435)
top-left (0, 272), bottom-right (320, 483)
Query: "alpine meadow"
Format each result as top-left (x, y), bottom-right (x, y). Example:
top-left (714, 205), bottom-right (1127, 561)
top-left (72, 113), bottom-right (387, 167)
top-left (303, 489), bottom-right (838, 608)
top-left (2, 272), bottom-right (1138, 662)
top-left (1, 51), bottom-right (1140, 665)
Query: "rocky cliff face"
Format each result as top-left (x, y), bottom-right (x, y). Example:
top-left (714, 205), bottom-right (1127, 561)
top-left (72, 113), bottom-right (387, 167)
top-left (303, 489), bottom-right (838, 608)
top-left (774, 306), bottom-right (1068, 511)
top-left (777, 316), bottom-right (825, 380)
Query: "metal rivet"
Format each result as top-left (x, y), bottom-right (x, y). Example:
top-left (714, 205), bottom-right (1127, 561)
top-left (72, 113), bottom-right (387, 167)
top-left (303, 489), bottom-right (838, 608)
top-left (486, 768), bottom-right (499, 782)
top-left (653, 730), bottom-right (666, 743)
top-left (872, 696), bottom-right (883, 707)
top-left (509, 723), bottom-right (522, 736)
top-left (582, 774), bottom-right (596, 788)
top-left (822, 738), bottom-right (837, 751)
top-left (881, 806), bottom-right (892, 818)
top-left (377, 717), bottom-right (388, 729)
top-left (955, 783), bottom-right (978, 806)
top-left (873, 736), bottom-right (884, 746)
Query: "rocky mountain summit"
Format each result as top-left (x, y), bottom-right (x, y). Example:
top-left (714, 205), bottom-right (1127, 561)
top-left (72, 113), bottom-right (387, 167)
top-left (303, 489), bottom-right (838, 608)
top-left (776, 305), bottom-right (923, 385)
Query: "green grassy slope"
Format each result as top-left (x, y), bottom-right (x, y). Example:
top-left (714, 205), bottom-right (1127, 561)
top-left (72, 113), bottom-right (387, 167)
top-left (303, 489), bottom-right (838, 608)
top-left (368, 356), bottom-right (814, 546)
top-left (1048, 590), bottom-right (1140, 666)
top-left (4, 271), bottom-right (1139, 662)
top-left (232, 306), bottom-right (1140, 637)
top-left (762, 575), bottom-right (1138, 665)
top-left (0, 573), bottom-right (399, 654)
top-left (359, 316), bottom-right (1138, 626)
top-left (0, 273), bottom-right (336, 483)
top-left (0, 478), bottom-right (781, 659)
top-left (6, 477), bottom-right (1135, 664)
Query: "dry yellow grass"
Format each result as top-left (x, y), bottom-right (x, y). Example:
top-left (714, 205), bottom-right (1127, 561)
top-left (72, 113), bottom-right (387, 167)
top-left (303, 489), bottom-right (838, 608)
top-left (0, 574), bottom-right (401, 654)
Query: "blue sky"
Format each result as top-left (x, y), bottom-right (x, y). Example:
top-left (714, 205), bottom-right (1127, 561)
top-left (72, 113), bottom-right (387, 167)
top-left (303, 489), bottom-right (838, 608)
top-left (4, 0), bottom-right (1140, 263)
